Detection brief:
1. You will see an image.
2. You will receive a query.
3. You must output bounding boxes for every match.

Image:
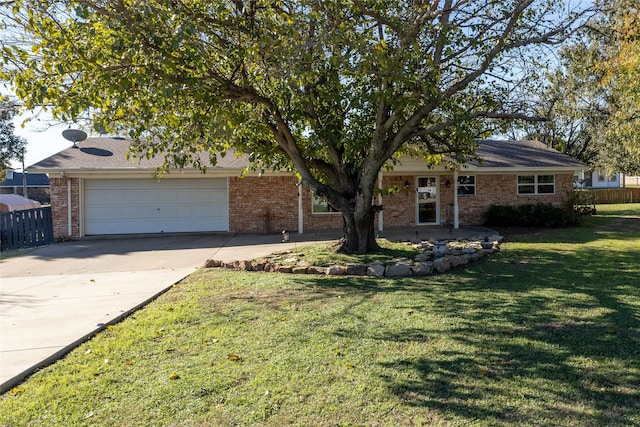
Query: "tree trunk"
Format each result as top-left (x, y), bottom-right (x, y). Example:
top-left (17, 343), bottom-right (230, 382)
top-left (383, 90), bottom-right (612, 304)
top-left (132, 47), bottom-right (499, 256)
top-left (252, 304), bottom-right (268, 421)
top-left (338, 207), bottom-right (380, 254)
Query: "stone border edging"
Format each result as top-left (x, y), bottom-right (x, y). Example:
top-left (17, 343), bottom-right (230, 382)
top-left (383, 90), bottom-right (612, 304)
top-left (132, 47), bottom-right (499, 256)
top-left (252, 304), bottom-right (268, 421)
top-left (203, 235), bottom-right (503, 278)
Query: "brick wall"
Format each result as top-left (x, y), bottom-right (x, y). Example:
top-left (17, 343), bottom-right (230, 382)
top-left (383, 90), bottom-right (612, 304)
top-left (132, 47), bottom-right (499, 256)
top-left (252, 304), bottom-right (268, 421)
top-left (49, 177), bottom-right (81, 238)
top-left (48, 172), bottom-right (576, 237)
top-left (301, 189), bottom-right (343, 231)
top-left (458, 173), bottom-right (575, 224)
top-left (228, 176), bottom-right (299, 233)
top-left (380, 173), bottom-right (575, 227)
top-left (439, 174), bottom-right (455, 225)
top-left (380, 175), bottom-right (416, 227)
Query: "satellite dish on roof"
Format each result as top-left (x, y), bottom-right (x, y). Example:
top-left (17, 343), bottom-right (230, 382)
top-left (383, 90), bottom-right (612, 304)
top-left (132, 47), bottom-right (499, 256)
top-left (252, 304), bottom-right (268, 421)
top-left (62, 128), bottom-right (87, 149)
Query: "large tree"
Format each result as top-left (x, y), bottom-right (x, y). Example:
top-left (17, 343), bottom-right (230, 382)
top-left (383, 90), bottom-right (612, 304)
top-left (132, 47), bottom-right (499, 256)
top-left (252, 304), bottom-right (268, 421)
top-left (1, 0), bottom-right (594, 253)
top-left (0, 98), bottom-right (27, 180)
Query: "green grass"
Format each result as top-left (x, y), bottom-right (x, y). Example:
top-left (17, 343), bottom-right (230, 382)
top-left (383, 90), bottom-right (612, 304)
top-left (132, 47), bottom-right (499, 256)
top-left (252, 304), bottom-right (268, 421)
top-left (1, 205), bottom-right (639, 426)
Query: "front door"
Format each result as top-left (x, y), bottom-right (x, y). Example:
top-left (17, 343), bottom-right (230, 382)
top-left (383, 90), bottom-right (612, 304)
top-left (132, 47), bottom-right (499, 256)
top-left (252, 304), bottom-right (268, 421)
top-left (417, 176), bottom-right (438, 224)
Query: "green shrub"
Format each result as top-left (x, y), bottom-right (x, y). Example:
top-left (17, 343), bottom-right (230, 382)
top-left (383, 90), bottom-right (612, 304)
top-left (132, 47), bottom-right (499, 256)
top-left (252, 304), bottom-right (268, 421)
top-left (483, 203), bottom-right (580, 227)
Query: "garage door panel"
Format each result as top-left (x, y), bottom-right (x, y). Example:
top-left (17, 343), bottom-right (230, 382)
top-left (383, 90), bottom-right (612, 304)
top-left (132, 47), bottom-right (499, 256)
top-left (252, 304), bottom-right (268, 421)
top-left (84, 178), bottom-right (228, 235)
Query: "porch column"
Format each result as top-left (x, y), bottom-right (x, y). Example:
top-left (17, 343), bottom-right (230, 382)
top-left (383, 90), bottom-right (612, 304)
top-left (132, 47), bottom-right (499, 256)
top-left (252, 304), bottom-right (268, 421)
top-left (378, 173), bottom-right (383, 232)
top-left (453, 169), bottom-right (460, 229)
top-left (297, 179), bottom-right (303, 234)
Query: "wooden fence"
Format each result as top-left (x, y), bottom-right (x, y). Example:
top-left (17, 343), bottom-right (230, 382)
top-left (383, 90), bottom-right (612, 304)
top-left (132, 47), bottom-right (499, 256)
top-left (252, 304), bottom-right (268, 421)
top-left (0, 207), bottom-right (53, 251)
top-left (583, 188), bottom-right (640, 204)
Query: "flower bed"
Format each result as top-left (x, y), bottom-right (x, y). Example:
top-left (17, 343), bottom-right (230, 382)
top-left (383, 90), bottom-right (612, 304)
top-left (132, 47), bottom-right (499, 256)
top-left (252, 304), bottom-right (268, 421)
top-left (204, 235), bottom-right (503, 277)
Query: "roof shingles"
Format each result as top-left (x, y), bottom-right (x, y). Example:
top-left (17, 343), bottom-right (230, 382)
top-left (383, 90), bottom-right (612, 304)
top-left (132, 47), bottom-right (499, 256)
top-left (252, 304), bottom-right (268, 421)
top-left (472, 140), bottom-right (585, 169)
top-left (28, 137), bottom-right (585, 173)
top-left (29, 138), bottom-right (250, 171)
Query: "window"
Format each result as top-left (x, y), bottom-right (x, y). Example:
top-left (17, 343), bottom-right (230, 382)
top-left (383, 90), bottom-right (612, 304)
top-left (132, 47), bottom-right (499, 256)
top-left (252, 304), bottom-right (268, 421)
top-left (457, 175), bottom-right (476, 196)
top-left (518, 175), bottom-right (555, 195)
top-left (312, 195), bottom-right (339, 214)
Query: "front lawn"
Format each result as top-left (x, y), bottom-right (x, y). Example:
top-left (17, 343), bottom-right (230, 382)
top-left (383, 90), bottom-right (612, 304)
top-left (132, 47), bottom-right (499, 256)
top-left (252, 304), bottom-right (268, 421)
top-left (1, 205), bottom-right (639, 426)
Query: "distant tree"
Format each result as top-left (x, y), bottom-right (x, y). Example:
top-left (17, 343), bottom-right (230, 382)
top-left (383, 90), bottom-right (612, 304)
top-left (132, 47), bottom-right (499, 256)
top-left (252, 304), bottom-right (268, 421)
top-left (599, 0), bottom-right (640, 175)
top-left (0, 98), bottom-right (27, 180)
top-left (514, 0), bottom-right (640, 176)
top-left (1, 1), bottom-right (595, 253)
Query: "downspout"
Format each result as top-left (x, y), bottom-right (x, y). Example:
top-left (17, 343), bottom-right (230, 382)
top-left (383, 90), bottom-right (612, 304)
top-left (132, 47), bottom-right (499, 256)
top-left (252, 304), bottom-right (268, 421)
top-left (67, 178), bottom-right (72, 236)
top-left (378, 173), bottom-right (383, 233)
top-left (297, 179), bottom-right (303, 234)
top-left (453, 169), bottom-right (459, 229)
top-left (78, 179), bottom-right (84, 237)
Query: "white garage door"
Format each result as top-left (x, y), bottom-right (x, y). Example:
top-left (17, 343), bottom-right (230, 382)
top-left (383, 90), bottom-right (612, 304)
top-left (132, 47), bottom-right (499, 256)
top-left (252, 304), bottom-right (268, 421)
top-left (84, 178), bottom-right (228, 235)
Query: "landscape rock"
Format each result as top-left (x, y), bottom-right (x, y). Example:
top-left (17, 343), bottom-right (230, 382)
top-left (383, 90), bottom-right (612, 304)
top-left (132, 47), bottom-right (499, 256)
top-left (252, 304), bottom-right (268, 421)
top-left (204, 234), bottom-right (501, 278)
top-left (346, 264), bottom-right (367, 276)
top-left (237, 260), bottom-right (254, 271)
top-left (433, 257), bottom-right (452, 273)
top-left (414, 252), bottom-right (433, 263)
top-left (448, 255), bottom-right (468, 267)
top-left (367, 262), bottom-right (386, 277)
top-left (385, 263), bottom-right (413, 277)
top-left (412, 262), bottom-right (434, 276)
top-left (308, 266), bottom-right (328, 275)
top-left (203, 259), bottom-right (222, 268)
top-left (468, 252), bottom-right (482, 262)
top-left (326, 265), bottom-right (346, 276)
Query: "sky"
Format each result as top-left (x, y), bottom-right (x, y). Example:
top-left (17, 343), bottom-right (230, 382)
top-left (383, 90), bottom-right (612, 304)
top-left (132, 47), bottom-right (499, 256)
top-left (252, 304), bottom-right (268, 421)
top-left (10, 110), bottom-right (77, 170)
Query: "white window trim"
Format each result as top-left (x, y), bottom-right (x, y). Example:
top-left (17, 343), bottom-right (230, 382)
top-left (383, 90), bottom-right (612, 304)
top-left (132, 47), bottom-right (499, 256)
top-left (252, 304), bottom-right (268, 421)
top-left (517, 174), bottom-right (556, 195)
top-left (311, 194), bottom-right (340, 215)
top-left (457, 175), bottom-right (476, 197)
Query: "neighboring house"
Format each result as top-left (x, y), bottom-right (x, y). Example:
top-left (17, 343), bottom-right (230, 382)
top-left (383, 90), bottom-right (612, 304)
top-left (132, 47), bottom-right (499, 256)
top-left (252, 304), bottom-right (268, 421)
top-left (28, 138), bottom-right (586, 239)
top-left (586, 169), bottom-right (621, 188)
top-left (578, 170), bottom-right (622, 188)
top-left (0, 170), bottom-right (51, 204)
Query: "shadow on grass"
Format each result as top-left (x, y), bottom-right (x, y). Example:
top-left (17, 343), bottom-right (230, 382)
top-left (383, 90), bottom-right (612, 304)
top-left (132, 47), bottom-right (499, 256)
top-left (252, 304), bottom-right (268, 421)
top-left (286, 224), bottom-right (640, 426)
top-left (498, 214), bottom-right (640, 245)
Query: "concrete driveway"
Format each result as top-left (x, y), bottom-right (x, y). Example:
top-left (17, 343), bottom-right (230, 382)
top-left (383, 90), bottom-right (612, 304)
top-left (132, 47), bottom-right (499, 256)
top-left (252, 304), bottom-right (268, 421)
top-left (1, 232), bottom-right (339, 393)
top-left (0, 225), bottom-right (487, 393)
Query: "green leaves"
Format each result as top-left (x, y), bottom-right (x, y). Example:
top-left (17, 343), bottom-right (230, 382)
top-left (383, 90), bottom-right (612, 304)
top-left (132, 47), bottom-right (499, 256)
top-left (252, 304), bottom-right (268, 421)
top-left (515, 0), bottom-right (640, 175)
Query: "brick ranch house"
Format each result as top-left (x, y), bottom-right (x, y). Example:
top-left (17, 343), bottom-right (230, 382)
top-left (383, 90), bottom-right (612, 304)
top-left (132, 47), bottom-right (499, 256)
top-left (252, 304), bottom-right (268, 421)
top-left (28, 138), bottom-right (586, 239)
